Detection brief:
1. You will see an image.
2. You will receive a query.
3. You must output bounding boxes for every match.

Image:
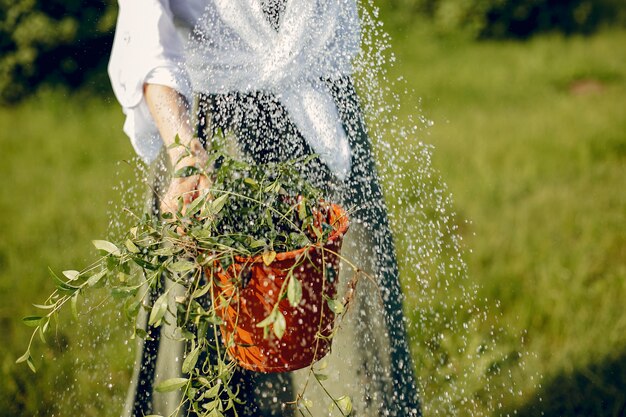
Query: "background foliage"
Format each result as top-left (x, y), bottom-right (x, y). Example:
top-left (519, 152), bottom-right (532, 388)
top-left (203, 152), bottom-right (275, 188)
top-left (0, 0), bottom-right (117, 103)
top-left (381, 0), bottom-right (626, 38)
top-left (2, 0), bottom-right (626, 104)
top-left (1, 2), bottom-right (625, 416)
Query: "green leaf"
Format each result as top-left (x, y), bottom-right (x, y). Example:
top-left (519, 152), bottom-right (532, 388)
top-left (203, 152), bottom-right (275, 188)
top-left (327, 297), bottom-right (345, 315)
top-left (182, 345), bottom-right (201, 374)
top-left (26, 357), bottom-right (37, 373)
top-left (337, 395), bottom-right (353, 415)
top-left (244, 177), bottom-right (258, 188)
top-left (152, 246), bottom-right (181, 256)
top-left (287, 277), bottom-right (302, 307)
top-left (210, 193), bottom-right (229, 214)
top-left (262, 250), bottom-right (276, 266)
top-left (132, 256), bottom-right (158, 270)
top-left (86, 269), bottom-right (107, 287)
top-left (92, 240), bottom-right (121, 256)
top-left (154, 377), bottom-right (188, 393)
top-left (249, 239), bottom-right (266, 249)
top-left (149, 293), bottom-right (169, 326)
top-left (255, 311), bottom-right (276, 328)
top-left (314, 372), bottom-right (328, 381)
top-left (185, 194), bottom-right (206, 217)
top-left (134, 328), bottom-right (149, 340)
top-left (264, 181), bottom-right (281, 193)
top-left (16, 350), bottom-right (30, 364)
top-left (173, 166), bottom-right (200, 178)
top-left (32, 303), bottom-right (55, 310)
top-left (298, 200), bottom-right (307, 221)
top-left (125, 299), bottom-right (141, 320)
top-left (62, 270), bottom-right (80, 281)
top-left (168, 260), bottom-right (197, 273)
top-left (273, 310), bottom-right (286, 339)
top-left (204, 383), bottom-right (221, 399)
top-left (71, 293), bottom-right (79, 320)
top-left (22, 316), bottom-right (43, 327)
top-left (124, 239), bottom-right (140, 253)
top-left (191, 284), bottom-right (211, 300)
top-left (38, 321), bottom-right (48, 344)
top-left (111, 286), bottom-right (138, 299)
top-left (48, 267), bottom-right (79, 291)
top-left (311, 225), bottom-right (322, 241)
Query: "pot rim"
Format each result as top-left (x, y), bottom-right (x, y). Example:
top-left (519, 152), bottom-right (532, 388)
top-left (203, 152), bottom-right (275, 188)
top-left (233, 203), bottom-right (349, 264)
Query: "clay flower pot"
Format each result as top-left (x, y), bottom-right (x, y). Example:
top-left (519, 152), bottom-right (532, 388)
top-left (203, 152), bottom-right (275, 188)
top-left (212, 204), bottom-right (349, 373)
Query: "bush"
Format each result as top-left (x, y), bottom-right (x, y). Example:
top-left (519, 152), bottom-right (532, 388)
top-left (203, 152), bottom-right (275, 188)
top-left (0, 0), bottom-right (117, 104)
top-left (380, 0), bottom-right (626, 38)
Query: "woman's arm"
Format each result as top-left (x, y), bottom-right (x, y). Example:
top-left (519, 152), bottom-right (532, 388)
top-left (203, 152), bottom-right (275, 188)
top-left (144, 83), bottom-right (210, 214)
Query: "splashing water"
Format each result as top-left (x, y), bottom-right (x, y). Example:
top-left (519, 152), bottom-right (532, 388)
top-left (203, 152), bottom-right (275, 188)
top-left (53, 1), bottom-right (538, 416)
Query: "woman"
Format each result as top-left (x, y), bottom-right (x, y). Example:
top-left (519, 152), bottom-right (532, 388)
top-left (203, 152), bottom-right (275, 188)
top-left (109, 1), bottom-right (420, 416)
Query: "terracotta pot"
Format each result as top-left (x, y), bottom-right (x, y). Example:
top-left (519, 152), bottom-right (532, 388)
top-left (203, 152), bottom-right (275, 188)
top-left (211, 204), bottom-right (349, 373)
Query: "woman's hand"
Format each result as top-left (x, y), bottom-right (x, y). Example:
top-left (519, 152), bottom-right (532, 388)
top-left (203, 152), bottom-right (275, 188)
top-left (159, 137), bottom-right (212, 216)
top-left (142, 84), bottom-right (213, 216)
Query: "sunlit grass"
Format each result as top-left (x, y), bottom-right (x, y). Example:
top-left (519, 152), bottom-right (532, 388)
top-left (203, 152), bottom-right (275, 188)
top-left (384, 25), bottom-right (626, 415)
top-left (1, 27), bottom-right (625, 416)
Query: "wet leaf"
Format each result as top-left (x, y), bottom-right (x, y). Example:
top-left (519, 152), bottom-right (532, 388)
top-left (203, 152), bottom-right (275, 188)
top-left (48, 267), bottom-right (79, 291)
top-left (62, 270), bottom-right (80, 281)
top-left (244, 177), bottom-right (258, 188)
top-left (71, 292), bottom-right (79, 320)
top-left (210, 193), bottom-right (229, 213)
top-left (173, 166), bottom-right (200, 178)
top-left (149, 293), bottom-right (169, 326)
top-left (111, 286), bottom-right (138, 299)
top-left (273, 310), bottom-right (286, 339)
top-left (26, 357), bottom-right (36, 373)
top-left (182, 345), bottom-right (201, 374)
top-left (16, 350), bottom-right (30, 364)
top-left (287, 276), bottom-right (302, 307)
top-left (153, 246), bottom-right (181, 256)
top-left (168, 260), bottom-right (197, 273)
top-left (255, 311), bottom-right (276, 328)
top-left (185, 194), bottom-right (206, 217)
top-left (134, 328), bottom-right (149, 339)
top-left (314, 372), bottom-right (328, 381)
top-left (132, 256), bottom-right (158, 270)
top-left (262, 250), bottom-right (276, 266)
top-left (336, 395), bottom-right (353, 415)
top-left (327, 298), bottom-right (344, 315)
top-left (249, 239), bottom-right (266, 249)
top-left (298, 199), bottom-right (307, 221)
top-left (86, 269), bottom-right (107, 287)
top-left (39, 319), bottom-right (50, 344)
top-left (124, 239), bottom-right (140, 253)
top-left (154, 377), bottom-right (188, 392)
top-left (191, 284), bottom-right (211, 299)
top-left (92, 239), bottom-right (120, 256)
top-left (204, 383), bottom-right (221, 399)
top-left (22, 316), bottom-right (42, 327)
top-left (32, 303), bottom-right (55, 310)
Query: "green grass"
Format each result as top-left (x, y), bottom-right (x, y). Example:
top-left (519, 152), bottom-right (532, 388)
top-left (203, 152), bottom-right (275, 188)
top-left (1, 27), bottom-right (625, 416)
top-left (381, 23), bottom-right (626, 416)
top-left (0, 90), bottom-right (137, 416)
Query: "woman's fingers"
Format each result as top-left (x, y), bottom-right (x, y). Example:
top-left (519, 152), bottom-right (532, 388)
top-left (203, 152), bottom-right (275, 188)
top-left (159, 174), bottom-right (212, 216)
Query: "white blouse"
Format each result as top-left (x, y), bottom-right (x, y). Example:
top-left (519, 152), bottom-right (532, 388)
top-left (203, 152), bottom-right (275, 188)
top-left (108, 0), bottom-right (361, 177)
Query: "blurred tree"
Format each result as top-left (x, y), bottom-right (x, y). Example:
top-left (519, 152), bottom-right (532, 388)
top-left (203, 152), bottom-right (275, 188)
top-left (380, 0), bottom-right (626, 38)
top-left (0, 0), bottom-right (117, 104)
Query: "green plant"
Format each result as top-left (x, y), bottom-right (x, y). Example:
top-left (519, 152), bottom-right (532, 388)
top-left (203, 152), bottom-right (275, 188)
top-left (17, 149), bottom-right (356, 416)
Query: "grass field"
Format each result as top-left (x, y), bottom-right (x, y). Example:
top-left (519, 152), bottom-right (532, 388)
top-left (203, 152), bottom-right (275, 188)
top-left (1, 25), bottom-right (625, 416)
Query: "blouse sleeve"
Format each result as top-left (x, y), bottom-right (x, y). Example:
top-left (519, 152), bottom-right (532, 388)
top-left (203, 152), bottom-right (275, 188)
top-left (108, 0), bottom-right (192, 164)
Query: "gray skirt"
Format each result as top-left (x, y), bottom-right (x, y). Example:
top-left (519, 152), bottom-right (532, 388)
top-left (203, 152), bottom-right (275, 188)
top-left (122, 77), bottom-right (421, 417)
